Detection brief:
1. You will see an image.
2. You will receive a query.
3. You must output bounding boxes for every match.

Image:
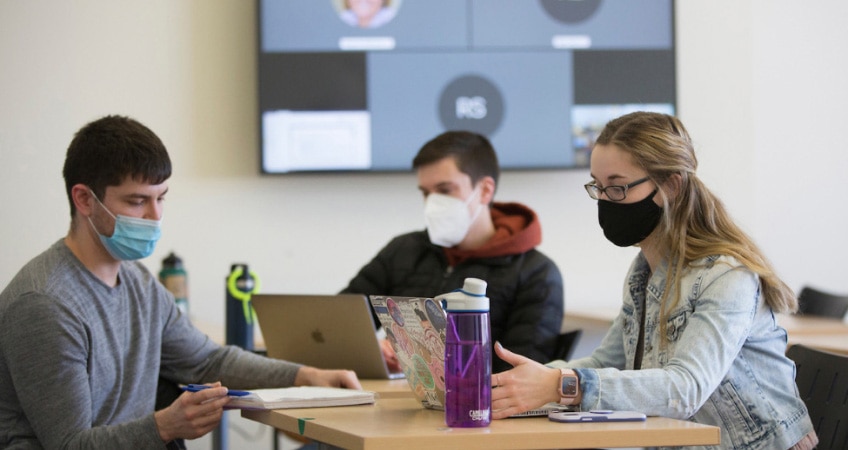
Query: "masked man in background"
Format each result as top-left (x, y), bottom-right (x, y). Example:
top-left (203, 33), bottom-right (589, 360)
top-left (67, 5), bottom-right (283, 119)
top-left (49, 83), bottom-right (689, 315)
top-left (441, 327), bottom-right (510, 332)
top-left (342, 131), bottom-right (564, 373)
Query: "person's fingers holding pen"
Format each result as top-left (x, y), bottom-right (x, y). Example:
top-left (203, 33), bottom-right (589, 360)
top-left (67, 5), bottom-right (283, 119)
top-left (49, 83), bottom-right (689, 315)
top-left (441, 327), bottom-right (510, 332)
top-left (154, 382), bottom-right (231, 442)
top-left (179, 391), bottom-right (229, 437)
top-left (187, 384), bottom-right (232, 405)
top-left (182, 382), bottom-right (245, 403)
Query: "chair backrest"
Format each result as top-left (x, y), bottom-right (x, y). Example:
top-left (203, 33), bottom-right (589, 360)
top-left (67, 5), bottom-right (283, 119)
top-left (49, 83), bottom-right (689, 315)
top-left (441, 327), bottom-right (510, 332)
top-left (786, 344), bottom-right (848, 450)
top-left (797, 286), bottom-right (848, 319)
top-left (544, 329), bottom-right (582, 361)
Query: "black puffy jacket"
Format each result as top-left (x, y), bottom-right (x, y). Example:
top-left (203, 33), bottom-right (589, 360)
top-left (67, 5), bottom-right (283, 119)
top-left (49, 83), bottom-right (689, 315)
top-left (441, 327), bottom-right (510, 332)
top-left (341, 230), bottom-right (564, 373)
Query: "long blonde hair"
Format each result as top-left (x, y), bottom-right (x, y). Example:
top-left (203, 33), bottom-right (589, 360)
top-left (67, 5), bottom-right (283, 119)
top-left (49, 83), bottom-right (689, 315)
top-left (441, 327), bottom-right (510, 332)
top-left (594, 112), bottom-right (797, 317)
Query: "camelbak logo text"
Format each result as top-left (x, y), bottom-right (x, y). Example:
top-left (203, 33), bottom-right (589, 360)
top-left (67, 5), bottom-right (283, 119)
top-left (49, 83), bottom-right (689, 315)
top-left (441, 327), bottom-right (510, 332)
top-left (468, 409), bottom-right (490, 421)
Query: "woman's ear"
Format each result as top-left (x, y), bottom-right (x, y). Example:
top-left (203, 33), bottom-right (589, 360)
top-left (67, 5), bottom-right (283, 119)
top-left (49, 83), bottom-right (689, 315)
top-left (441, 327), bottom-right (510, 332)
top-left (665, 174), bottom-right (683, 200)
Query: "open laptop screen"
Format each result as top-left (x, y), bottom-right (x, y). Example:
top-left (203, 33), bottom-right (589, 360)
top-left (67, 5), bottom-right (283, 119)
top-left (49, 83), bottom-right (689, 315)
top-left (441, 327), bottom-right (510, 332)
top-left (252, 293), bottom-right (404, 379)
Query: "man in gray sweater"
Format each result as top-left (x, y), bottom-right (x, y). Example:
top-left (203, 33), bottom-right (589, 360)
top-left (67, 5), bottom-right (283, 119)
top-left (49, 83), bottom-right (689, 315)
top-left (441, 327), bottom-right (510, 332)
top-left (0, 115), bottom-right (361, 449)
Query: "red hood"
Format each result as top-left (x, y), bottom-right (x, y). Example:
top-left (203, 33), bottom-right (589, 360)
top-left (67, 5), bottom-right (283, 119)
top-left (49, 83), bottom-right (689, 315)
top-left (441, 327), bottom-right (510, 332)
top-left (443, 202), bottom-right (542, 266)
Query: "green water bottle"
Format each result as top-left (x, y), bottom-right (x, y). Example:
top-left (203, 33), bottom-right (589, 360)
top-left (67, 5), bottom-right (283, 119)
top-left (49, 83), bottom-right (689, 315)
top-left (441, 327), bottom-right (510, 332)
top-left (160, 252), bottom-right (189, 315)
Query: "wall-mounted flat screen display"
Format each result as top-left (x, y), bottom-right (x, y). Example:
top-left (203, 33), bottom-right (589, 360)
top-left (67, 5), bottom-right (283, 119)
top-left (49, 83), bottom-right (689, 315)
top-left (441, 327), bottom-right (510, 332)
top-left (258, 0), bottom-right (675, 173)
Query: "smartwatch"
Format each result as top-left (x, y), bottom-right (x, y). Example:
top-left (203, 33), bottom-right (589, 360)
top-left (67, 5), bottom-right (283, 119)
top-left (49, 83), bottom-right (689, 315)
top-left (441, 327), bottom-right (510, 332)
top-left (558, 369), bottom-right (580, 405)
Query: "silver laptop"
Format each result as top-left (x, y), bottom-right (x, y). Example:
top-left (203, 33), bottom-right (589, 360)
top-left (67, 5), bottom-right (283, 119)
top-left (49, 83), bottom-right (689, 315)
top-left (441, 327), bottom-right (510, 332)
top-left (252, 293), bottom-right (405, 380)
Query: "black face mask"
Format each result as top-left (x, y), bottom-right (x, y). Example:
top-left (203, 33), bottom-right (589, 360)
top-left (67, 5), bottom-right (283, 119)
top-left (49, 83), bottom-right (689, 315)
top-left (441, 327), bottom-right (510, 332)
top-left (597, 189), bottom-right (662, 247)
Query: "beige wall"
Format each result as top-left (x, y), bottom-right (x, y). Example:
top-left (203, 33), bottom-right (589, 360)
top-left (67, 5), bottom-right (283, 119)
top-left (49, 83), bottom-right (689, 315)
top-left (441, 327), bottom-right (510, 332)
top-left (3, 1), bottom-right (848, 326)
top-left (3, 1), bottom-right (848, 449)
top-left (3, 1), bottom-right (848, 324)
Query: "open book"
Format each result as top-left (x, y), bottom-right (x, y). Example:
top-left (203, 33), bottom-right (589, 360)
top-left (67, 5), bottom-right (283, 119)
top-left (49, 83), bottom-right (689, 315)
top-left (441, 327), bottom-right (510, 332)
top-left (226, 386), bottom-right (376, 410)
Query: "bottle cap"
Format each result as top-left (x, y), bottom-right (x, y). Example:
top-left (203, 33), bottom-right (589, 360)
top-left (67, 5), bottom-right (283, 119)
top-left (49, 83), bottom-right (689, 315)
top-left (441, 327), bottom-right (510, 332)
top-left (462, 278), bottom-right (487, 296)
top-left (162, 252), bottom-right (182, 268)
top-left (437, 278), bottom-right (489, 312)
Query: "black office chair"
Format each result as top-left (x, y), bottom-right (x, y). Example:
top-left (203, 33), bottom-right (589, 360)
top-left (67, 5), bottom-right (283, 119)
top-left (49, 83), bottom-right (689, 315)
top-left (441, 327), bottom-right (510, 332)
top-left (543, 329), bottom-right (583, 361)
top-left (797, 286), bottom-right (848, 319)
top-left (786, 344), bottom-right (848, 450)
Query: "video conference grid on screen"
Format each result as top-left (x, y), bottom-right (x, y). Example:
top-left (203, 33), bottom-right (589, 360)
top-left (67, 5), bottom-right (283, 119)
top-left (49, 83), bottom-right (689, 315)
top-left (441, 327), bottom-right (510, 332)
top-left (259, 0), bottom-right (675, 174)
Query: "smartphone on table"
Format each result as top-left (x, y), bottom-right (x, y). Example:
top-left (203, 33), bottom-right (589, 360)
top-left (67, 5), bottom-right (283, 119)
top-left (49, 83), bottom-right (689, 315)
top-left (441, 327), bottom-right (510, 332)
top-left (548, 410), bottom-right (646, 423)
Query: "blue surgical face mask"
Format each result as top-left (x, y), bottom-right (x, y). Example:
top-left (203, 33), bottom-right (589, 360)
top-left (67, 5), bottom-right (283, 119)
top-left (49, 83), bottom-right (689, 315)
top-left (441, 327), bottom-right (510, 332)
top-left (87, 190), bottom-right (162, 260)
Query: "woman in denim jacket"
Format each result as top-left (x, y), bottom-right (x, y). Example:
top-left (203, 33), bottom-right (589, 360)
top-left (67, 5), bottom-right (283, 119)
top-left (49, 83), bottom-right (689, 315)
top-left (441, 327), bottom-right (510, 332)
top-left (490, 112), bottom-right (817, 450)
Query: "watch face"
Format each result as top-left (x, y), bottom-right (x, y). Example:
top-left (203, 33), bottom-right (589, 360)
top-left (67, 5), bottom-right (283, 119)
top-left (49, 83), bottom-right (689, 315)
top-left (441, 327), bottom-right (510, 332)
top-left (562, 376), bottom-right (578, 396)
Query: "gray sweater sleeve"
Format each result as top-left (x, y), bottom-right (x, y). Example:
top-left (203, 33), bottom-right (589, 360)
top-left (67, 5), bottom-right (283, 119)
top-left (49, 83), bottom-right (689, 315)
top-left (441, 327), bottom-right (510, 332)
top-left (189, 345), bottom-right (303, 389)
top-left (155, 285), bottom-right (303, 389)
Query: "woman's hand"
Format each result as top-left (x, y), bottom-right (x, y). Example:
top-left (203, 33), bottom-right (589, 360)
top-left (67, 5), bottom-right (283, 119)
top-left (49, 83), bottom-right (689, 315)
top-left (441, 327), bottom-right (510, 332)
top-left (490, 342), bottom-right (562, 419)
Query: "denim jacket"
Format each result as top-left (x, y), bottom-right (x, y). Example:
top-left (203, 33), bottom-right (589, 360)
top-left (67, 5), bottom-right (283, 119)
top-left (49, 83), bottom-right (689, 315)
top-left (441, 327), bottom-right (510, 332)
top-left (553, 253), bottom-right (815, 450)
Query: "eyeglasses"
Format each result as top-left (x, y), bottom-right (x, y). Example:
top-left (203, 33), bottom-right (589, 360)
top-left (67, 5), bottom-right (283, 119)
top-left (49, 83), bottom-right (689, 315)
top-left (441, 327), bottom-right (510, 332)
top-left (584, 177), bottom-right (650, 201)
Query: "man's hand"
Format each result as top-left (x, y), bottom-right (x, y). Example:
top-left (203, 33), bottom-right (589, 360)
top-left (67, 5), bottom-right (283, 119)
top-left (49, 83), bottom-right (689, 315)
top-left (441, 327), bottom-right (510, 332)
top-left (294, 366), bottom-right (362, 389)
top-left (154, 382), bottom-right (231, 443)
top-left (379, 338), bottom-right (401, 372)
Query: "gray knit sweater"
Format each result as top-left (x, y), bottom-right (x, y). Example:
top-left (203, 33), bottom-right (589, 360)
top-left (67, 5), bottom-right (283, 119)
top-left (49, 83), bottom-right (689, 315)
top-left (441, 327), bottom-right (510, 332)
top-left (0, 240), bottom-right (301, 449)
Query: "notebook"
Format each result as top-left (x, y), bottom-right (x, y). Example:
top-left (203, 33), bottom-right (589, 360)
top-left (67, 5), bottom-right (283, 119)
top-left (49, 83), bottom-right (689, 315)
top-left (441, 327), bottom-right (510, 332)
top-left (225, 386), bottom-right (376, 410)
top-left (251, 293), bottom-right (405, 380)
top-left (369, 295), bottom-right (577, 417)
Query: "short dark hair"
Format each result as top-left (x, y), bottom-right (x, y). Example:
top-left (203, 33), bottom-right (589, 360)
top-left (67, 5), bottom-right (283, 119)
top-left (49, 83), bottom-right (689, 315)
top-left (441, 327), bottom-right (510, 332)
top-left (62, 115), bottom-right (172, 218)
top-left (412, 131), bottom-right (500, 189)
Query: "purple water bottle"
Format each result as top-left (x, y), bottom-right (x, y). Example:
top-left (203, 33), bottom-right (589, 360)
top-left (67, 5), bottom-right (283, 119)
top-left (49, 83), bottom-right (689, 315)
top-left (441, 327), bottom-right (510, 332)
top-left (438, 278), bottom-right (491, 428)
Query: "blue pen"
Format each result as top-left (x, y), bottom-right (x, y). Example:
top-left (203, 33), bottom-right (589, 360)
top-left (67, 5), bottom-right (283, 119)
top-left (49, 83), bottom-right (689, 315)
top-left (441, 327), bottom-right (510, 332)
top-left (183, 384), bottom-right (251, 397)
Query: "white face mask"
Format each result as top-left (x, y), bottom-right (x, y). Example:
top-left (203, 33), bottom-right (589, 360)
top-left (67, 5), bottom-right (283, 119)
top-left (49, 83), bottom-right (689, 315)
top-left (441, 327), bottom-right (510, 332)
top-left (424, 188), bottom-right (483, 247)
